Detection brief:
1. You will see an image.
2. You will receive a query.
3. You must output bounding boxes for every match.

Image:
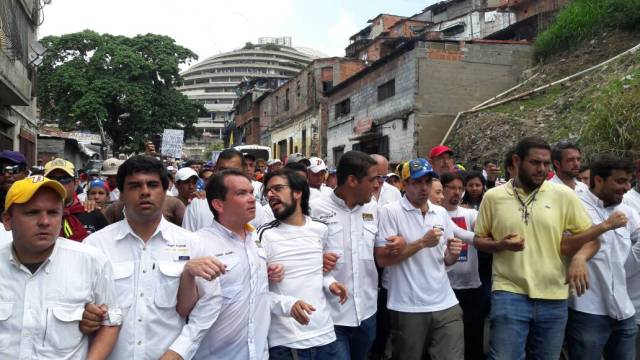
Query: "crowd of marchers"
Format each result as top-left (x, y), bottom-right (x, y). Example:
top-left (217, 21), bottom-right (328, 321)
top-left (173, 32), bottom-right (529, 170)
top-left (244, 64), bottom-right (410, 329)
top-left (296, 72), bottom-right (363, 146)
top-left (0, 135), bottom-right (639, 360)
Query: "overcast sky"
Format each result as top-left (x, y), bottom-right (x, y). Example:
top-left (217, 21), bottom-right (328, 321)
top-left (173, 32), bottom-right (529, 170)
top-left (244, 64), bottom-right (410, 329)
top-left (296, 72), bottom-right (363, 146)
top-left (39, 0), bottom-right (437, 67)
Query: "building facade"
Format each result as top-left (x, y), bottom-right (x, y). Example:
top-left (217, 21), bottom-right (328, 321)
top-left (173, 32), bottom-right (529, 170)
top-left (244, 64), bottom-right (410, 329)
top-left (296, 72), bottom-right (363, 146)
top-left (0, 0), bottom-right (40, 166)
top-left (326, 39), bottom-right (534, 166)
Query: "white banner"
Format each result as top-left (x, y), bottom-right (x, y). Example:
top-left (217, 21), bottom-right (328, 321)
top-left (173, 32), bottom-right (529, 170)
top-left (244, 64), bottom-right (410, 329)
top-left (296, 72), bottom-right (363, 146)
top-left (161, 129), bottom-right (184, 159)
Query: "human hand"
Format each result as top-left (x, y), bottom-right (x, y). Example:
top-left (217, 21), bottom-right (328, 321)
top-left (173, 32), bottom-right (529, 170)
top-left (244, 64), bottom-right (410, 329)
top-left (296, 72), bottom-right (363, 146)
top-left (329, 282), bottom-right (349, 304)
top-left (290, 300), bottom-right (316, 325)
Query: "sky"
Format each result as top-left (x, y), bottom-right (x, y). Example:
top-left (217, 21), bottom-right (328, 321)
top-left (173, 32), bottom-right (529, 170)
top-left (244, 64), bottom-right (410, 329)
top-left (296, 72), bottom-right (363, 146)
top-left (38, 0), bottom-right (438, 68)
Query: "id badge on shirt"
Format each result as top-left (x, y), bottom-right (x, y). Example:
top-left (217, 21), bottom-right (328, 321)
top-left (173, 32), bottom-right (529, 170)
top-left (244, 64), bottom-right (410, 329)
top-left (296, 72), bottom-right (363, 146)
top-left (216, 251), bottom-right (240, 271)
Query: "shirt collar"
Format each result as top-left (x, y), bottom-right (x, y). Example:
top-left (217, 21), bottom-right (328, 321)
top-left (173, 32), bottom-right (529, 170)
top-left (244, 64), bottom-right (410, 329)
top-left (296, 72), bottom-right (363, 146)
top-left (400, 195), bottom-right (436, 213)
top-left (331, 191), bottom-right (355, 211)
top-left (211, 219), bottom-right (255, 241)
top-left (9, 238), bottom-right (61, 274)
top-left (584, 189), bottom-right (611, 210)
top-left (505, 179), bottom-right (550, 196)
top-left (115, 216), bottom-right (171, 243)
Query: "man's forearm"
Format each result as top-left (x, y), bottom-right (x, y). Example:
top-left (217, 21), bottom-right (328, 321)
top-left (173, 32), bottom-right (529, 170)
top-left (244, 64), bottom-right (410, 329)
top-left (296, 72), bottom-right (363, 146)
top-left (176, 273), bottom-right (198, 317)
top-left (473, 235), bottom-right (504, 253)
top-left (375, 240), bottom-right (425, 267)
top-left (561, 223), bottom-right (609, 257)
top-left (572, 239), bottom-right (601, 261)
top-left (87, 325), bottom-right (120, 360)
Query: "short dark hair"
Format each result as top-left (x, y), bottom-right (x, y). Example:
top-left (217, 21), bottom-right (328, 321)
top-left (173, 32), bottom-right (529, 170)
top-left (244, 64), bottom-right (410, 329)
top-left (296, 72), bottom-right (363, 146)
top-left (243, 153), bottom-right (256, 162)
top-left (205, 169), bottom-right (251, 220)
top-left (551, 140), bottom-right (581, 170)
top-left (440, 171), bottom-right (465, 187)
top-left (117, 155), bottom-right (169, 192)
top-left (216, 148), bottom-right (244, 165)
top-left (284, 161), bottom-right (307, 173)
top-left (590, 154), bottom-right (634, 188)
top-left (504, 148), bottom-right (515, 170)
top-left (514, 136), bottom-right (551, 161)
top-left (263, 169), bottom-right (310, 215)
top-left (336, 151), bottom-right (377, 186)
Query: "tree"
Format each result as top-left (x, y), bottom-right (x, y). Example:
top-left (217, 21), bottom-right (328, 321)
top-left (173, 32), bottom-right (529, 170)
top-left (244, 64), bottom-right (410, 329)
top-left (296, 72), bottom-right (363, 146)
top-left (37, 30), bottom-right (206, 153)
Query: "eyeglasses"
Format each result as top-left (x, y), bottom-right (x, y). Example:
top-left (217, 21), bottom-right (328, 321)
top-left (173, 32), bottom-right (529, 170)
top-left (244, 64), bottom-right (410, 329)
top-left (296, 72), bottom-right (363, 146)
top-left (264, 184), bottom-right (289, 194)
top-left (48, 175), bottom-right (75, 184)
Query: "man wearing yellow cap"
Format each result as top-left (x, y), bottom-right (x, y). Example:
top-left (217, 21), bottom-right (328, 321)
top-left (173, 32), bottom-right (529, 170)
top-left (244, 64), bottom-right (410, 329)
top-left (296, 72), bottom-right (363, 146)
top-left (44, 158), bottom-right (108, 241)
top-left (0, 175), bottom-right (121, 359)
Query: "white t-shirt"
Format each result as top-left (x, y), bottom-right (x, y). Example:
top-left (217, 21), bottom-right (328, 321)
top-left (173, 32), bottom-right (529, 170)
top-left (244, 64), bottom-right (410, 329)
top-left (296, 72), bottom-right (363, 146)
top-left (550, 174), bottom-right (589, 195)
top-left (376, 197), bottom-right (458, 312)
top-left (258, 217), bottom-right (336, 349)
top-left (446, 207), bottom-right (481, 290)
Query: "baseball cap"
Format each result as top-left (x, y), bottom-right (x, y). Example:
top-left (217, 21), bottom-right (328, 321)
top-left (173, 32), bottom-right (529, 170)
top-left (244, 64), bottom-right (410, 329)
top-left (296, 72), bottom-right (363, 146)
top-left (88, 179), bottom-right (110, 192)
top-left (0, 150), bottom-right (27, 165)
top-left (308, 157), bottom-right (327, 173)
top-left (175, 167), bottom-right (198, 182)
top-left (5, 175), bottom-right (67, 211)
top-left (101, 158), bottom-right (122, 176)
top-left (401, 158), bottom-right (438, 180)
top-left (44, 158), bottom-right (75, 177)
top-left (267, 159), bottom-right (282, 166)
top-left (429, 145), bottom-right (454, 159)
top-left (386, 172), bottom-right (400, 179)
top-left (287, 153), bottom-right (306, 164)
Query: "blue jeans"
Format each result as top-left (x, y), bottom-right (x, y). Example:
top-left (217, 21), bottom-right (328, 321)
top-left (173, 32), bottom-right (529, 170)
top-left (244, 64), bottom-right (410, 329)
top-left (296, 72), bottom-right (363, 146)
top-left (488, 291), bottom-right (568, 360)
top-left (566, 308), bottom-right (637, 360)
top-left (269, 341), bottom-right (338, 360)
top-left (334, 314), bottom-right (377, 360)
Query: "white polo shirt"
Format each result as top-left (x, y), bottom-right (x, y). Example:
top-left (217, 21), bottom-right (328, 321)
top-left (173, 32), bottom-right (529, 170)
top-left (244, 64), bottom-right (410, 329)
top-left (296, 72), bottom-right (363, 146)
top-left (446, 207), bottom-right (481, 290)
top-left (84, 217), bottom-right (222, 360)
top-left (570, 190), bottom-right (640, 320)
top-left (550, 174), bottom-right (589, 195)
top-left (0, 238), bottom-right (122, 360)
top-left (182, 197), bottom-right (269, 231)
top-left (310, 192), bottom-right (379, 326)
top-left (258, 217), bottom-right (336, 349)
top-left (194, 220), bottom-right (270, 360)
top-left (377, 197), bottom-right (459, 312)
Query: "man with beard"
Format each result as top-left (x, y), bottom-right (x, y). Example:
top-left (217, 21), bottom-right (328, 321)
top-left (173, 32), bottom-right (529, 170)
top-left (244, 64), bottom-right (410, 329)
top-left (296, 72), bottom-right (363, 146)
top-left (374, 159), bottom-right (464, 360)
top-left (257, 169), bottom-right (348, 359)
top-left (566, 155), bottom-right (640, 360)
top-left (551, 141), bottom-right (589, 194)
top-left (80, 155), bottom-right (224, 360)
top-left (310, 151), bottom-right (382, 360)
top-left (474, 136), bottom-right (626, 360)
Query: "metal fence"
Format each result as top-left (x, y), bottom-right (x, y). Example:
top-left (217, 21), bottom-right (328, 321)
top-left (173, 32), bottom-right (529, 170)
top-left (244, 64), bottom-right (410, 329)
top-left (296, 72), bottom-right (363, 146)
top-left (0, 0), bottom-right (37, 67)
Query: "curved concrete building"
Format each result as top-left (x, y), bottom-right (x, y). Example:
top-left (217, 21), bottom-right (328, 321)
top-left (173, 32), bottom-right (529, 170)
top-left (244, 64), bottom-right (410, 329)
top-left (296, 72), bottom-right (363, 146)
top-left (178, 39), bottom-right (321, 158)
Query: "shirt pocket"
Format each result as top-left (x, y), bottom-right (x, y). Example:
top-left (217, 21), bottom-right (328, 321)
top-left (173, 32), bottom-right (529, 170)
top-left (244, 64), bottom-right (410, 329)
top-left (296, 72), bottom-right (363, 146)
top-left (361, 223), bottom-right (377, 260)
top-left (221, 285), bottom-right (242, 305)
top-left (0, 302), bottom-right (13, 348)
top-left (44, 303), bottom-right (84, 353)
top-left (155, 261), bottom-right (184, 308)
top-left (112, 261), bottom-right (135, 308)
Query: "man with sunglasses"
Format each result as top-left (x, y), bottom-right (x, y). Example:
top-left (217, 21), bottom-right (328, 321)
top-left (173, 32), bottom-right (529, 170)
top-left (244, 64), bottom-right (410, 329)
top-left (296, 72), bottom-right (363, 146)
top-left (0, 150), bottom-right (29, 215)
top-left (44, 158), bottom-right (108, 241)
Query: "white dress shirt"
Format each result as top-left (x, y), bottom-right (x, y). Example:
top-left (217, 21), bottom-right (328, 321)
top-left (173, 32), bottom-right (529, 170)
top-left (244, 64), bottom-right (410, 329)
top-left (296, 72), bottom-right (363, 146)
top-left (624, 188), bottom-right (640, 213)
top-left (194, 220), bottom-right (270, 360)
top-left (550, 174), bottom-right (589, 194)
top-left (0, 228), bottom-right (11, 245)
top-left (624, 188), bottom-right (640, 323)
top-left (0, 238), bottom-right (122, 360)
top-left (84, 217), bottom-right (222, 360)
top-left (376, 197), bottom-right (459, 312)
top-left (182, 198), bottom-right (269, 232)
top-left (376, 182), bottom-right (402, 208)
top-left (570, 190), bottom-right (640, 320)
top-left (252, 180), bottom-right (265, 205)
top-left (258, 217), bottom-right (337, 348)
top-left (310, 192), bottom-right (379, 326)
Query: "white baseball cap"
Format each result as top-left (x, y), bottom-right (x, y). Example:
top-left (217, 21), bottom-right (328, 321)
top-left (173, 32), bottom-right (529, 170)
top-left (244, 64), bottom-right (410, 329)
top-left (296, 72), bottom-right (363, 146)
top-left (101, 158), bottom-right (122, 176)
top-left (308, 157), bottom-right (327, 173)
top-left (175, 167), bottom-right (198, 182)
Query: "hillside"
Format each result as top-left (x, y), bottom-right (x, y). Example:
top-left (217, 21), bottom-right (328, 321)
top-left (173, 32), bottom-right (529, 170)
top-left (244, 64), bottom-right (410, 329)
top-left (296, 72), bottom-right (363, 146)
top-left (448, 29), bottom-right (640, 166)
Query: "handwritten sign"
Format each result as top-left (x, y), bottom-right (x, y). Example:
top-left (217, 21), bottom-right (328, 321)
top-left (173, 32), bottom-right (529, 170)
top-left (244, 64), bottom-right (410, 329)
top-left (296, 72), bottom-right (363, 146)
top-left (161, 129), bottom-right (184, 159)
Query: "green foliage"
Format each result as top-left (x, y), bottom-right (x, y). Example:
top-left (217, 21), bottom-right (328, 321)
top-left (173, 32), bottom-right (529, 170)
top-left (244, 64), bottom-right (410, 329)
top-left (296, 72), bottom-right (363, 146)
top-left (263, 43), bottom-right (281, 51)
top-left (535, 0), bottom-right (640, 58)
top-left (37, 30), bottom-right (206, 153)
top-left (243, 42), bottom-right (255, 50)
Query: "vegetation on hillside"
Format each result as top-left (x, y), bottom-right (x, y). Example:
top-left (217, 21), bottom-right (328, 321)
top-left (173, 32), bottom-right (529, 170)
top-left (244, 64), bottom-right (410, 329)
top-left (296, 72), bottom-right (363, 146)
top-left (535, 0), bottom-right (640, 58)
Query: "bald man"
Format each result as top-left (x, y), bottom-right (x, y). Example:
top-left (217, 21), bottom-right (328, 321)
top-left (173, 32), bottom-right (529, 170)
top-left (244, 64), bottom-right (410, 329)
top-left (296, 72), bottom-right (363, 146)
top-left (371, 154), bottom-right (401, 208)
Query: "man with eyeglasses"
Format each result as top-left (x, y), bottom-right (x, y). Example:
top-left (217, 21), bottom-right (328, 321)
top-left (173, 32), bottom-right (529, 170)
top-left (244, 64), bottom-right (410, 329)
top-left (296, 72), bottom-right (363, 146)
top-left (44, 158), bottom-right (108, 241)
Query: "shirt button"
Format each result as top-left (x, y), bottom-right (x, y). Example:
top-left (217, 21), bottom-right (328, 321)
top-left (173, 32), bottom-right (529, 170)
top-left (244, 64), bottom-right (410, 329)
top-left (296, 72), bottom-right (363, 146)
top-left (142, 270), bottom-right (147, 274)
top-left (140, 292), bottom-right (144, 297)
top-left (138, 318), bottom-right (142, 322)
top-left (138, 340), bottom-right (143, 345)
top-left (143, 247), bottom-right (147, 251)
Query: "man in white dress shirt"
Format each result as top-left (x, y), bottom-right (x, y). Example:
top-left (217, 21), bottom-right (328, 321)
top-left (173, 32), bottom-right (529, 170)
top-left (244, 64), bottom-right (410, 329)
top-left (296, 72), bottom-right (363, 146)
top-left (178, 169), bottom-right (280, 359)
top-left (550, 140), bottom-right (589, 193)
top-left (310, 151), bottom-right (383, 360)
top-left (567, 155), bottom-right (640, 360)
top-left (624, 159), bottom-right (640, 360)
top-left (0, 176), bottom-right (121, 360)
top-left (259, 169), bottom-right (348, 359)
top-left (623, 159), bottom-right (640, 211)
top-left (81, 155), bottom-right (223, 360)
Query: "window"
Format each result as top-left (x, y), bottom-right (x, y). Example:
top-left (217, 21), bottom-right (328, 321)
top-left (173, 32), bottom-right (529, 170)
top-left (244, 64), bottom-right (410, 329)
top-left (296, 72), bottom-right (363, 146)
top-left (378, 79), bottom-right (395, 102)
top-left (288, 137), bottom-right (293, 154)
top-left (275, 96), bottom-right (279, 114)
top-left (335, 98), bottom-right (351, 119)
top-left (296, 81), bottom-right (301, 99)
top-left (333, 146), bottom-right (345, 165)
top-left (301, 129), bottom-right (307, 156)
top-left (285, 89), bottom-right (290, 111)
top-left (322, 81), bottom-right (333, 92)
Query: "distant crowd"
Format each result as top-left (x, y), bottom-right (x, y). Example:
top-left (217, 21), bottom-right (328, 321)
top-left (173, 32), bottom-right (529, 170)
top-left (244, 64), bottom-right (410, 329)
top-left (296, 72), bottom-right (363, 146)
top-left (0, 135), bottom-right (639, 360)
